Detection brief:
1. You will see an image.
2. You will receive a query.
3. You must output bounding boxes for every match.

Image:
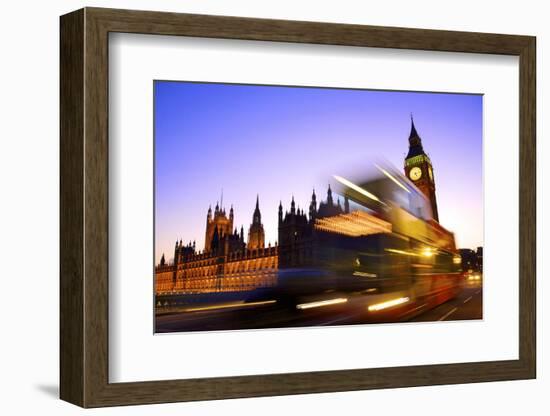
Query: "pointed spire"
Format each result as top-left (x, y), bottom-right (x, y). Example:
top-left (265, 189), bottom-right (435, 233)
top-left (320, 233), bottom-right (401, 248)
top-left (252, 194), bottom-right (262, 224)
top-left (309, 189), bottom-right (317, 222)
top-left (406, 114), bottom-right (425, 158)
top-left (291, 195), bottom-right (296, 214)
top-left (327, 184), bottom-right (333, 206)
top-left (409, 114), bottom-right (421, 143)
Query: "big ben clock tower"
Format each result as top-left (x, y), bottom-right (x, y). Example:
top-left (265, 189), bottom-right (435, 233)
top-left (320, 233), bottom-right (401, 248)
top-left (404, 116), bottom-right (439, 222)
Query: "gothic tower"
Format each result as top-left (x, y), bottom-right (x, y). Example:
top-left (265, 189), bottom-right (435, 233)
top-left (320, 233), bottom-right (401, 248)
top-left (308, 189), bottom-right (317, 222)
top-left (404, 116), bottom-right (439, 221)
top-left (317, 184), bottom-right (345, 218)
top-left (204, 201), bottom-right (234, 251)
top-left (247, 195), bottom-right (265, 250)
top-left (278, 196), bottom-right (312, 268)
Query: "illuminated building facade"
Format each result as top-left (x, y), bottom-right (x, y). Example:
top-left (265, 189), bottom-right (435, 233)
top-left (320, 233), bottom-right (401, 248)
top-left (204, 203), bottom-right (235, 252)
top-left (155, 200), bottom-right (277, 295)
top-left (155, 185), bottom-right (349, 294)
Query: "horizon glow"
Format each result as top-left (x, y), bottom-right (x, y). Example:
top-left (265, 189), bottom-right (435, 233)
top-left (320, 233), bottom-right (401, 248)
top-left (155, 81), bottom-right (483, 264)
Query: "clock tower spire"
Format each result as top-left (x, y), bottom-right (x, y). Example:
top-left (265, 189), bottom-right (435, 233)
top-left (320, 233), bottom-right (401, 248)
top-left (404, 115), bottom-right (439, 222)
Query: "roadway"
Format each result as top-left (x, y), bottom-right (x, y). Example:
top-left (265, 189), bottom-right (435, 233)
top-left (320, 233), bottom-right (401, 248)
top-left (410, 281), bottom-right (482, 322)
top-left (155, 279), bottom-right (482, 333)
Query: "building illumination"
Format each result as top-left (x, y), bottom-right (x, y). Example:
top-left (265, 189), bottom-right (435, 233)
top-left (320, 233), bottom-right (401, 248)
top-left (314, 210), bottom-right (392, 237)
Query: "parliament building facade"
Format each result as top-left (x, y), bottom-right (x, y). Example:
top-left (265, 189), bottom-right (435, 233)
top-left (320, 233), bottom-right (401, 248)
top-left (154, 187), bottom-right (348, 295)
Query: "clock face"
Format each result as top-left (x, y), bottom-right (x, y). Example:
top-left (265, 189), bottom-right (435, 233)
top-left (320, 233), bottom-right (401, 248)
top-left (428, 166), bottom-right (434, 181)
top-left (409, 166), bottom-right (422, 181)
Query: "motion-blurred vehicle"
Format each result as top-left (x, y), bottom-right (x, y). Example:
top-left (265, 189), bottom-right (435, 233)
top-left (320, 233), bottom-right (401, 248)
top-left (250, 164), bottom-right (464, 321)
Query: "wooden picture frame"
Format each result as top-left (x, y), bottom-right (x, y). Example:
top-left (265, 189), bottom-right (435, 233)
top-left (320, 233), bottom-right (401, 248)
top-left (60, 7), bottom-right (536, 408)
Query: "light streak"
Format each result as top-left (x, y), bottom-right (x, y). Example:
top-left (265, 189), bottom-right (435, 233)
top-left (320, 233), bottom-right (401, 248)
top-left (367, 297), bottom-right (410, 312)
top-left (385, 248), bottom-right (418, 256)
top-left (376, 164), bottom-right (411, 193)
top-left (353, 271), bottom-right (377, 278)
top-left (411, 264), bottom-right (433, 269)
top-left (333, 175), bottom-right (385, 204)
top-left (184, 300), bottom-right (276, 312)
top-left (296, 298), bottom-right (348, 310)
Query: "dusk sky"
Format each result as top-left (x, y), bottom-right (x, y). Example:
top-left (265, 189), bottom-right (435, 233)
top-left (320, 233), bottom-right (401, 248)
top-left (154, 81), bottom-right (483, 264)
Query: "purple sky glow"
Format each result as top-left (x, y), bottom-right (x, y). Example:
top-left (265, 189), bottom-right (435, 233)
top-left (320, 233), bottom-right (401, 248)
top-left (154, 81), bottom-right (483, 264)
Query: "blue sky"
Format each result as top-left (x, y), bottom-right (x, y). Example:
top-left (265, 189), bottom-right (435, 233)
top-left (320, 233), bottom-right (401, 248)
top-left (154, 81), bottom-right (483, 263)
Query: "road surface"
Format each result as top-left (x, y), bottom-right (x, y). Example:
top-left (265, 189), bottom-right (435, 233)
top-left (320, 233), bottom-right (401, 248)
top-left (155, 280), bottom-right (482, 333)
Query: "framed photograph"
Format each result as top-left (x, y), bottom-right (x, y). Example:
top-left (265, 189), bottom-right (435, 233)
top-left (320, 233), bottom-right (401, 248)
top-left (60, 7), bottom-right (536, 407)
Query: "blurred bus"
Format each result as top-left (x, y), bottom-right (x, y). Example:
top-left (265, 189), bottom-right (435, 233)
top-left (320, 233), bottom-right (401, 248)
top-left (251, 164), bottom-right (464, 322)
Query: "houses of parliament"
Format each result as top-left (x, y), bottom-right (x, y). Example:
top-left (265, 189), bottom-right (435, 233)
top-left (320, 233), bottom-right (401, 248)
top-left (155, 117), bottom-right (440, 295)
top-left (154, 187), bottom-right (350, 294)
